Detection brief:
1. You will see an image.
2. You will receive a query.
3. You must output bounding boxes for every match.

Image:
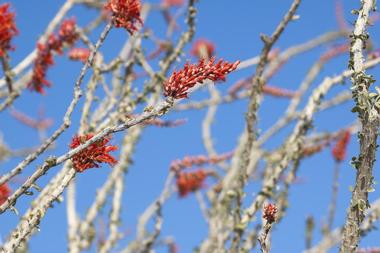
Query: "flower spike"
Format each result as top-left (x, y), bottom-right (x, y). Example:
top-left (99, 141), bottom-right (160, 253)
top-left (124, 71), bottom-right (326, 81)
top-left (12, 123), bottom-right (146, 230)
top-left (105, 0), bottom-right (143, 34)
top-left (70, 134), bottom-right (118, 172)
top-left (163, 57), bottom-right (240, 99)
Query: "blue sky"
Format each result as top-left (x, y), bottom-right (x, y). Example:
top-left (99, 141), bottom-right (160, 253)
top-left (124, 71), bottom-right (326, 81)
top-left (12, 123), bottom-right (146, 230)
top-left (1, 0), bottom-right (380, 252)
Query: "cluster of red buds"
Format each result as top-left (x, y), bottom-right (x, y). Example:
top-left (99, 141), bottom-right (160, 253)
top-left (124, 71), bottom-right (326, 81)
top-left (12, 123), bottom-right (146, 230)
top-left (29, 18), bottom-right (79, 94)
top-left (0, 3), bottom-right (18, 58)
top-left (171, 152), bottom-right (232, 197)
top-left (191, 39), bottom-right (215, 60)
top-left (170, 152), bottom-right (233, 173)
top-left (163, 57), bottom-right (240, 99)
top-left (176, 169), bottom-right (209, 197)
top-left (331, 130), bottom-right (351, 162)
top-left (104, 0), bottom-right (143, 34)
top-left (162, 0), bottom-right (184, 8)
top-left (0, 183), bottom-right (11, 205)
top-left (70, 133), bottom-right (118, 172)
top-left (263, 203), bottom-right (277, 224)
top-left (68, 47), bottom-right (91, 63)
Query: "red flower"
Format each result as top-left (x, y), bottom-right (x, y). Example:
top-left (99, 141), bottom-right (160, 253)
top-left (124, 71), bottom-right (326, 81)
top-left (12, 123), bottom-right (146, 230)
top-left (104, 0), bottom-right (143, 34)
top-left (70, 133), bottom-right (118, 172)
top-left (163, 57), bottom-right (240, 99)
top-left (263, 203), bottom-right (277, 224)
top-left (176, 169), bottom-right (208, 197)
top-left (191, 39), bottom-right (215, 59)
top-left (332, 130), bottom-right (351, 162)
top-left (0, 3), bottom-right (18, 58)
top-left (68, 48), bottom-right (91, 63)
top-left (0, 183), bottom-right (11, 205)
top-left (58, 18), bottom-right (78, 47)
top-left (29, 18), bottom-right (79, 93)
top-left (28, 43), bottom-right (55, 94)
top-left (162, 0), bottom-right (184, 8)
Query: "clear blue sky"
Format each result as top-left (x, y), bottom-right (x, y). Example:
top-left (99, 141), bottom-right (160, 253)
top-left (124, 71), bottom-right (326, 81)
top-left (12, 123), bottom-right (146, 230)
top-left (1, 0), bottom-right (380, 252)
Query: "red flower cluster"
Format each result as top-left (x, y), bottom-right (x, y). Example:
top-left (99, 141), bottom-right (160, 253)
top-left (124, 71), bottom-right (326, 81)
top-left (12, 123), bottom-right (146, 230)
top-left (0, 183), bottom-right (11, 205)
top-left (164, 57), bottom-right (240, 99)
top-left (191, 39), bottom-right (215, 59)
top-left (176, 169), bottom-right (208, 197)
top-left (0, 3), bottom-right (18, 57)
top-left (162, 0), bottom-right (184, 8)
top-left (170, 152), bottom-right (233, 172)
top-left (68, 48), bottom-right (91, 63)
top-left (332, 130), bottom-right (351, 162)
top-left (58, 19), bottom-right (78, 46)
top-left (29, 18), bottom-right (79, 94)
top-left (70, 133), bottom-right (118, 172)
top-left (104, 0), bottom-right (143, 34)
top-left (263, 203), bottom-right (277, 224)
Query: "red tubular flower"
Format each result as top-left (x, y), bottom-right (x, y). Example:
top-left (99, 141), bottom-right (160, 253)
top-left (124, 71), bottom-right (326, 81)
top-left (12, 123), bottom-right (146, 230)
top-left (0, 183), bottom-right (11, 205)
top-left (68, 48), bottom-right (91, 63)
top-left (191, 39), bottom-right (215, 59)
top-left (70, 133), bottom-right (118, 172)
top-left (29, 18), bottom-right (79, 93)
top-left (104, 0), bottom-right (143, 34)
top-left (0, 3), bottom-right (18, 58)
top-left (332, 130), bottom-right (351, 162)
top-left (164, 57), bottom-right (240, 99)
top-left (176, 169), bottom-right (208, 197)
top-left (263, 203), bottom-right (277, 224)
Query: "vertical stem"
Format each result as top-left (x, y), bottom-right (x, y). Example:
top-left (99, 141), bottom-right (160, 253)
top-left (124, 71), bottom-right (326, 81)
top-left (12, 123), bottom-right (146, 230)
top-left (340, 0), bottom-right (378, 252)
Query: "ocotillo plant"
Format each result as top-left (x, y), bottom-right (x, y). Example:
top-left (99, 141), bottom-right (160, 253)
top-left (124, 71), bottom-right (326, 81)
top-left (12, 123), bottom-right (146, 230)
top-left (0, 1), bottom-right (380, 253)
